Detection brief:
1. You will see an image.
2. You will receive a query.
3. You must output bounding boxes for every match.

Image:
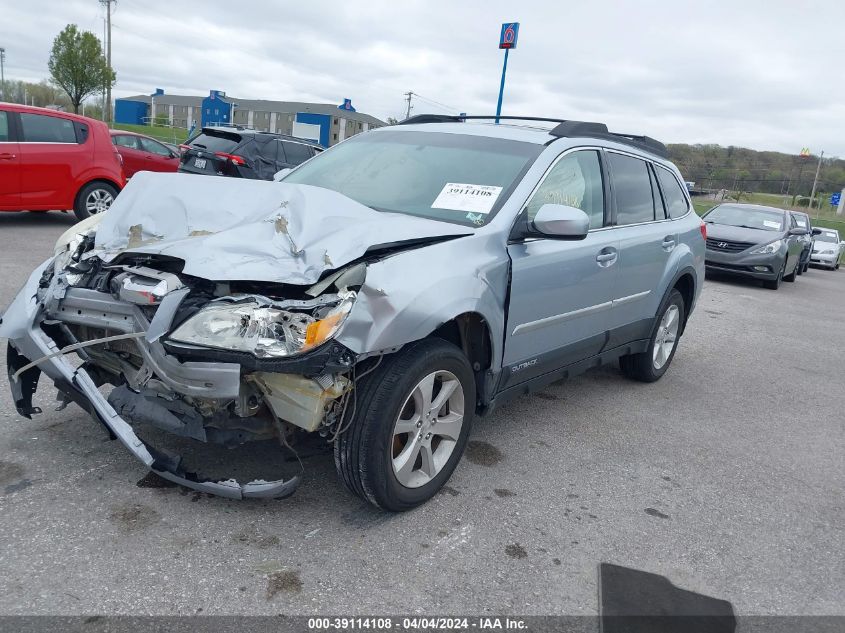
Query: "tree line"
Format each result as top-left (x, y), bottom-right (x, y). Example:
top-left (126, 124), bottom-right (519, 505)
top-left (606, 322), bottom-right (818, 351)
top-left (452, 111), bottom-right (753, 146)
top-left (668, 143), bottom-right (845, 197)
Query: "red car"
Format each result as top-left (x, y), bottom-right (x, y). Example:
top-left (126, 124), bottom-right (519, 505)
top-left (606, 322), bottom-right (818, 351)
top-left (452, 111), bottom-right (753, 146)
top-left (110, 130), bottom-right (180, 179)
top-left (0, 103), bottom-right (125, 220)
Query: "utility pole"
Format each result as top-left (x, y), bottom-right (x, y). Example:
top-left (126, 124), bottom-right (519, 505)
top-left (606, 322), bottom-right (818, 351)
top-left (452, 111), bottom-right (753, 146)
top-left (808, 150), bottom-right (824, 210)
top-left (0, 48), bottom-right (5, 102)
top-left (404, 91), bottom-right (413, 120)
top-left (100, 0), bottom-right (115, 123)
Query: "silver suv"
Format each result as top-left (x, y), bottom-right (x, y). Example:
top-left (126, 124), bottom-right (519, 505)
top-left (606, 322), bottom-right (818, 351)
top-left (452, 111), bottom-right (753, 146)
top-left (1, 115), bottom-right (705, 510)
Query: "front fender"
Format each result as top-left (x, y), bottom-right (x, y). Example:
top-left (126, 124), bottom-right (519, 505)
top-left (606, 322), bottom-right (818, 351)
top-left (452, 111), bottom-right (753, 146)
top-left (336, 239), bottom-right (509, 372)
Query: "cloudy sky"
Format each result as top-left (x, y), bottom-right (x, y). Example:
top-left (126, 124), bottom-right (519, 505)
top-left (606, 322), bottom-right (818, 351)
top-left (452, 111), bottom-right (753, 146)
top-left (4, 0), bottom-right (845, 156)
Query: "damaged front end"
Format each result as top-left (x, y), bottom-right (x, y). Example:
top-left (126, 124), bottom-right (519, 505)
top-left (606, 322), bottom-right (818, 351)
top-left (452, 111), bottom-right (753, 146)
top-left (2, 228), bottom-right (368, 499)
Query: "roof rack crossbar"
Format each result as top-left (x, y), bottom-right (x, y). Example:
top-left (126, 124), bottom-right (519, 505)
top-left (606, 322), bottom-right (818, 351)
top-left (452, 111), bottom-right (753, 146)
top-left (398, 113), bottom-right (668, 158)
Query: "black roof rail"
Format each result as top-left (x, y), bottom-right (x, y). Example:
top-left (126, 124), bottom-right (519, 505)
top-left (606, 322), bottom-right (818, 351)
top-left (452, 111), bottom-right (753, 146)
top-left (398, 114), bottom-right (669, 158)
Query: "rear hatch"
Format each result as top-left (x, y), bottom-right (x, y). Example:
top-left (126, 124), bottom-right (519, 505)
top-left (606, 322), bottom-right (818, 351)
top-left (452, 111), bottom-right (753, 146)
top-left (179, 129), bottom-right (248, 177)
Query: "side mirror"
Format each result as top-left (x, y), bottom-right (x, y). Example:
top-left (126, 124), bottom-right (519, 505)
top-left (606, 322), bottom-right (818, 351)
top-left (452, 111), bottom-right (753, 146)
top-left (788, 227), bottom-right (808, 236)
top-left (812, 227), bottom-right (823, 236)
top-left (273, 168), bottom-right (292, 182)
top-left (531, 204), bottom-right (590, 240)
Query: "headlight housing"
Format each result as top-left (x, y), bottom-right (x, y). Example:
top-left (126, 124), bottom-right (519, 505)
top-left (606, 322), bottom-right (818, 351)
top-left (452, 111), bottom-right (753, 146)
top-left (750, 239), bottom-right (783, 255)
top-left (822, 249), bottom-right (836, 255)
top-left (169, 291), bottom-right (355, 358)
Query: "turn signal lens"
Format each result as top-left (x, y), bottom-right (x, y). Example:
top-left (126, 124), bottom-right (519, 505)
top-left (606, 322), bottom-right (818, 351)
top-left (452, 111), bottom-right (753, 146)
top-left (304, 312), bottom-right (344, 349)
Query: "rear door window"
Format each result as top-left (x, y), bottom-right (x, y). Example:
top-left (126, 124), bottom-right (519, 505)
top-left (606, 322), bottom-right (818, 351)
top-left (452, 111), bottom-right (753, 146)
top-left (188, 132), bottom-right (241, 153)
top-left (20, 113), bottom-right (78, 143)
top-left (608, 152), bottom-right (655, 225)
top-left (283, 141), bottom-right (313, 165)
top-left (113, 135), bottom-right (139, 149)
top-left (0, 111), bottom-right (9, 141)
top-left (649, 165), bottom-right (667, 219)
top-left (655, 167), bottom-right (691, 219)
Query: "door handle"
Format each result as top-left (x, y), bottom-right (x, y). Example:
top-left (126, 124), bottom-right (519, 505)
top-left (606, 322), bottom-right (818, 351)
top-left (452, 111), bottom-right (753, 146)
top-left (0, 153), bottom-right (16, 160)
top-left (596, 248), bottom-right (618, 267)
top-left (661, 236), bottom-right (676, 250)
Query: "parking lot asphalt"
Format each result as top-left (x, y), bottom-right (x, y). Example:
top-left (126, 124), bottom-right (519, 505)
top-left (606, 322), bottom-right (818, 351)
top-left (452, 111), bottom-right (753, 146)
top-left (0, 210), bottom-right (842, 616)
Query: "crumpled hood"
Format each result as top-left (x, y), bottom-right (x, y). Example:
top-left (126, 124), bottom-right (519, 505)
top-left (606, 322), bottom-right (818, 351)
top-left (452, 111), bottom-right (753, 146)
top-left (93, 172), bottom-right (472, 285)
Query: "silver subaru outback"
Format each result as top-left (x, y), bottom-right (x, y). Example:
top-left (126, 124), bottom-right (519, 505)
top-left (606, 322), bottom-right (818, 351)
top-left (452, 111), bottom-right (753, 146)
top-left (1, 115), bottom-right (705, 510)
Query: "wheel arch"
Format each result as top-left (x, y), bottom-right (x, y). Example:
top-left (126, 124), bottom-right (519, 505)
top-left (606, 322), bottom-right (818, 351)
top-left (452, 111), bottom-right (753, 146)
top-left (671, 269), bottom-right (696, 333)
top-left (74, 178), bottom-right (122, 209)
top-left (427, 312), bottom-right (495, 413)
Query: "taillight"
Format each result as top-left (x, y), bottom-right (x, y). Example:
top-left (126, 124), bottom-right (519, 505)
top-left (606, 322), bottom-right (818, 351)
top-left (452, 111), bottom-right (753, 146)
top-left (178, 144), bottom-right (190, 154)
top-left (114, 149), bottom-right (123, 166)
top-left (215, 152), bottom-right (245, 165)
top-left (700, 219), bottom-right (707, 241)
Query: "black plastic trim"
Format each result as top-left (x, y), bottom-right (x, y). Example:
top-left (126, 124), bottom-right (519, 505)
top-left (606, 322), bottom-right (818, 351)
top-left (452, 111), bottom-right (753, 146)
top-left (162, 339), bottom-right (356, 376)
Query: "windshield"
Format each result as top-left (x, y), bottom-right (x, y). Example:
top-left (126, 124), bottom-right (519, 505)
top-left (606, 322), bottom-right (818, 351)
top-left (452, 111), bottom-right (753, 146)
top-left (283, 130), bottom-right (542, 226)
top-left (816, 230), bottom-right (840, 243)
top-left (704, 205), bottom-right (784, 231)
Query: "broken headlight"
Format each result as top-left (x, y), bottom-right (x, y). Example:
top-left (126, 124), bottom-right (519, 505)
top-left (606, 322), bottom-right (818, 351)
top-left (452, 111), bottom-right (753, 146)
top-left (168, 292), bottom-right (355, 358)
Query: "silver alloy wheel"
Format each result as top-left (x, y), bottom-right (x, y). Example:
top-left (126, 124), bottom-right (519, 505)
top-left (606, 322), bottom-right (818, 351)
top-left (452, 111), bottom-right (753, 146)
top-left (85, 188), bottom-right (114, 215)
top-left (391, 370), bottom-right (465, 489)
top-left (652, 304), bottom-right (680, 370)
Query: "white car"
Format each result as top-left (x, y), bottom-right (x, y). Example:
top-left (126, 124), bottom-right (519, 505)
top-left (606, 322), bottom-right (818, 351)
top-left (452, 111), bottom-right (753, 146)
top-left (810, 228), bottom-right (844, 270)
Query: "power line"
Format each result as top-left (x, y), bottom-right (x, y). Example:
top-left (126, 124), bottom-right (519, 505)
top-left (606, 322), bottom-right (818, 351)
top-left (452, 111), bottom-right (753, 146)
top-left (411, 92), bottom-right (458, 113)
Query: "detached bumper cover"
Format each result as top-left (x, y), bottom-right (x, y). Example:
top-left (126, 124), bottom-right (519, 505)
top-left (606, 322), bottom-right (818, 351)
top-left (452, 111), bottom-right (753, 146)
top-left (1, 260), bottom-right (300, 500)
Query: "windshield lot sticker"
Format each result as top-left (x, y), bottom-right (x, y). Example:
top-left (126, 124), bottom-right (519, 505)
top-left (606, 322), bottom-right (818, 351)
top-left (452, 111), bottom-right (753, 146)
top-left (466, 212), bottom-right (485, 225)
top-left (432, 183), bottom-right (503, 214)
top-left (763, 220), bottom-right (782, 229)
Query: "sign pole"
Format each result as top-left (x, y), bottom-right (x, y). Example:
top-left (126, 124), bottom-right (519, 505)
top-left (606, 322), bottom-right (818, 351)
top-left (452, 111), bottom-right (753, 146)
top-left (495, 22), bottom-right (519, 125)
top-left (495, 48), bottom-right (509, 124)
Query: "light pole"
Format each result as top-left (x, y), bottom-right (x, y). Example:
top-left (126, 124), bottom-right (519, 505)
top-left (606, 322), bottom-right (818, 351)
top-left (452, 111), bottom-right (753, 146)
top-left (495, 23), bottom-right (519, 124)
top-left (808, 150), bottom-right (824, 210)
top-left (0, 48), bottom-right (6, 102)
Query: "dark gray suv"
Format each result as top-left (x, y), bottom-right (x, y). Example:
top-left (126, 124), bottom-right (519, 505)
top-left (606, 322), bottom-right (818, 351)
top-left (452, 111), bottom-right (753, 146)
top-left (703, 203), bottom-right (808, 289)
top-left (2, 115), bottom-right (705, 510)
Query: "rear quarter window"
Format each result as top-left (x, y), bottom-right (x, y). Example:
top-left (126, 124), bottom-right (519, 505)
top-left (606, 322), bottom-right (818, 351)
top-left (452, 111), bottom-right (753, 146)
top-left (655, 166), bottom-right (690, 219)
top-left (283, 141), bottom-right (314, 164)
top-left (608, 152), bottom-right (656, 225)
top-left (20, 113), bottom-right (78, 143)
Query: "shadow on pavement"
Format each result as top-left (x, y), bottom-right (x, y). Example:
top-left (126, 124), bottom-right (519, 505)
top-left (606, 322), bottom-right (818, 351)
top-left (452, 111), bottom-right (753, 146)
top-left (600, 562), bottom-right (736, 633)
top-left (0, 211), bottom-right (78, 227)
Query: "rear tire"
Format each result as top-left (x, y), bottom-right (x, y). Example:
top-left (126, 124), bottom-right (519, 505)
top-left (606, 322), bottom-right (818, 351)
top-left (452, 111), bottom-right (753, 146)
top-left (620, 288), bottom-right (685, 383)
top-left (334, 339), bottom-right (475, 511)
top-left (74, 181), bottom-right (118, 221)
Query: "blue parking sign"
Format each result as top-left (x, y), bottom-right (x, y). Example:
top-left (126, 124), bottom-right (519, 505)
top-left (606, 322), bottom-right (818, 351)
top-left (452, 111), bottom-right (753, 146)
top-left (831, 192), bottom-right (841, 207)
top-left (499, 23), bottom-right (519, 49)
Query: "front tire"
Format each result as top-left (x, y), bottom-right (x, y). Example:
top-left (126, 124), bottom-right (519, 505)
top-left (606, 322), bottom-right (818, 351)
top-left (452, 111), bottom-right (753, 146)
top-left (620, 288), bottom-right (685, 383)
top-left (74, 181), bottom-right (118, 221)
top-left (783, 258), bottom-right (798, 282)
top-left (334, 339), bottom-right (475, 511)
top-left (763, 259), bottom-right (785, 290)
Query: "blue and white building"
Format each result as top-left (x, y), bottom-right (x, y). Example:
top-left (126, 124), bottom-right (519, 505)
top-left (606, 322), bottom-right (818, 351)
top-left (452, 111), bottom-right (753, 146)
top-left (114, 89), bottom-right (385, 147)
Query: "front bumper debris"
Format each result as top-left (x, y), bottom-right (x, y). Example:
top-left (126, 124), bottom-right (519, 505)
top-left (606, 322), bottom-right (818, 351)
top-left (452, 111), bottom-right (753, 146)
top-left (1, 260), bottom-right (303, 499)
